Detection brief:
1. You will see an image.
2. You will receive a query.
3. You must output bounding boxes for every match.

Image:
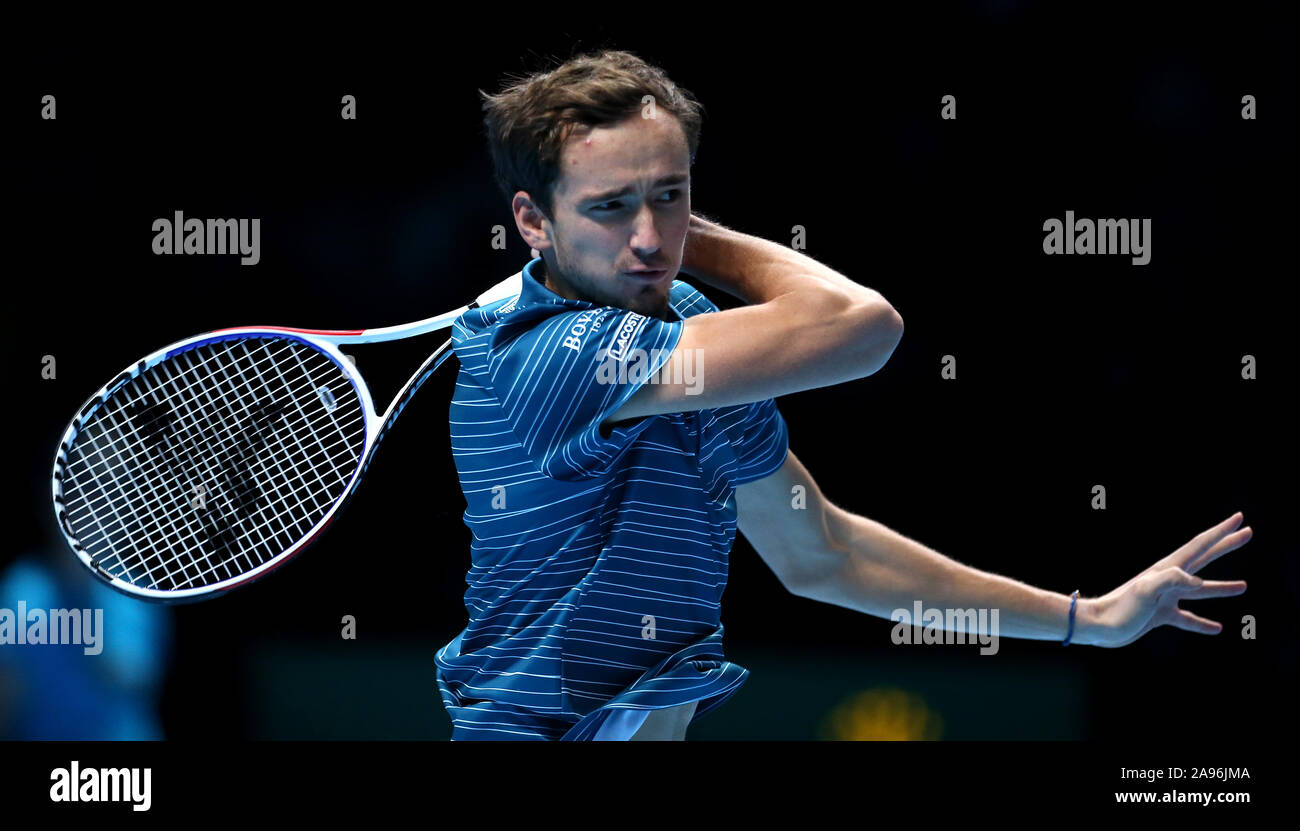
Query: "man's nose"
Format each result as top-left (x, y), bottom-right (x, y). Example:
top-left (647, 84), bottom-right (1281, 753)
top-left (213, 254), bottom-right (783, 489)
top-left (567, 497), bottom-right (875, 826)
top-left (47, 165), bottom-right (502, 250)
top-left (629, 204), bottom-right (661, 253)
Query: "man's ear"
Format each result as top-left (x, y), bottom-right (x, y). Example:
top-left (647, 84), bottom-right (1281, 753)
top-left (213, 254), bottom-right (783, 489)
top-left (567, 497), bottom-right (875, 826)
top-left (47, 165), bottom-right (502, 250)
top-left (512, 191), bottom-right (552, 253)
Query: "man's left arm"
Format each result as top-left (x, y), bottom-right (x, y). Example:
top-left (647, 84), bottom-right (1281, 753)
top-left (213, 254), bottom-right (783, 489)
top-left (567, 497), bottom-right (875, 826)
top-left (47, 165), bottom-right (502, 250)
top-left (735, 451), bottom-right (1251, 648)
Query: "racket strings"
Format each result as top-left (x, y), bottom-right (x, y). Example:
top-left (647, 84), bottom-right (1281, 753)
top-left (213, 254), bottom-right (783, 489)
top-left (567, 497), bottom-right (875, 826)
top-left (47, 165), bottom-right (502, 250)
top-left (75, 339), bottom-right (363, 589)
top-left (67, 341), bottom-right (361, 517)
top-left (67, 339), bottom-right (360, 590)
top-left (123, 342), bottom-right (350, 588)
top-left (60, 336), bottom-right (367, 591)
top-left (64, 341), bottom-right (319, 588)
top-left (66, 341), bottom-right (328, 567)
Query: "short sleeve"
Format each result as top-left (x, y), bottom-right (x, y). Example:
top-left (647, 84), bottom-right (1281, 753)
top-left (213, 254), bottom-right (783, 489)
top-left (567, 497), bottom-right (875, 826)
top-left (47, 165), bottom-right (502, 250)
top-left (730, 397), bottom-right (790, 484)
top-left (483, 306), bottom-right (685, 481)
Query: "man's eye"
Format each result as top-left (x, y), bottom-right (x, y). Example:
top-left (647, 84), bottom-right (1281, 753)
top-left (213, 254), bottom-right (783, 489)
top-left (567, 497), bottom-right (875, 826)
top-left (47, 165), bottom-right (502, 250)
top-left (591, 191), bottom-right (680, 213)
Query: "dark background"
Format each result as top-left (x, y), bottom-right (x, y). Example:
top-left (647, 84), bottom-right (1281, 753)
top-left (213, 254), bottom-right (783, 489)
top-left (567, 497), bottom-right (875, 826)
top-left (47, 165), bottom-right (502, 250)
top-left (7, 5), bottom-right (1295, 741)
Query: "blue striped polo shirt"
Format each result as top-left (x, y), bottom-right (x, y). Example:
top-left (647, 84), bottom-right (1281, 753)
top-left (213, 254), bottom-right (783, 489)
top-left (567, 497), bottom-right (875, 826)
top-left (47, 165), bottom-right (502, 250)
top-left (434, 257), bottom-right (789, 740)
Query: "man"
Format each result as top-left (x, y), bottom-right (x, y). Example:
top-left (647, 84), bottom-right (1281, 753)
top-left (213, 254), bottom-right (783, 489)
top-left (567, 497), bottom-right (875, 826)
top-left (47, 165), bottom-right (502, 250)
top-left (433, 50), bottom-right (1251, 741)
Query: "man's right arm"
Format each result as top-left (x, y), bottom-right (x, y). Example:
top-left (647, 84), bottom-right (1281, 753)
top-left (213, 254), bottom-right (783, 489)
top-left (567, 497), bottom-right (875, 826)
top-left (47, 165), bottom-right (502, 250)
top-left (603, 215), bottom-right (904, 425)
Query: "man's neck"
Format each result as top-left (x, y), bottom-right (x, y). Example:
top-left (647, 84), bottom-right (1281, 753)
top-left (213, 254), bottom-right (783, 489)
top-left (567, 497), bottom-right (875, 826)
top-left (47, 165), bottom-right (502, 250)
top-left (538, 258), bottom-right (567, 298)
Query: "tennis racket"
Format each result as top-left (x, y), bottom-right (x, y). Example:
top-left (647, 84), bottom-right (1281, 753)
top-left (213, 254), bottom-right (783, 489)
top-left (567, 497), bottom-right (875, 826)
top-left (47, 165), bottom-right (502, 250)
top-left (51, 272), bottom-right (523, 603)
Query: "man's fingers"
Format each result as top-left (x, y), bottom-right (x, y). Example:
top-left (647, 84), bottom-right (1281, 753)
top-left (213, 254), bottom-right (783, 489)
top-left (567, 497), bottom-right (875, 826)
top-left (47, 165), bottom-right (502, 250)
top-left (1152, 568), bottom-right (1247, 600)
top-left (1192, 512), bottom-right (1244, 553)
top-left (1179, 579), bottom-right (1248, 599)
top-left (1188, 526), bottom-right (1253, 573)
top-left (1170, 608), bottom-right (1224, 635)
top-left (1172, 512), bottom-right (1246, 571)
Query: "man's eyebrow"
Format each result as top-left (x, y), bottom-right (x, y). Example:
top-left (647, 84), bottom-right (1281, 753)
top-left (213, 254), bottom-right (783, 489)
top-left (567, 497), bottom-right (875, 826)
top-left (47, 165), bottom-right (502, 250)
top-left (579, 173), bottom-right (689, 204)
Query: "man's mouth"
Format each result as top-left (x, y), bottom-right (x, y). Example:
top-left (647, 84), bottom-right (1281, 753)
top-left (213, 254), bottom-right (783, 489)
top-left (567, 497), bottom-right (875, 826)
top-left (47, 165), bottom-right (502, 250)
top-left (625, 268), bottom-right (669, 282)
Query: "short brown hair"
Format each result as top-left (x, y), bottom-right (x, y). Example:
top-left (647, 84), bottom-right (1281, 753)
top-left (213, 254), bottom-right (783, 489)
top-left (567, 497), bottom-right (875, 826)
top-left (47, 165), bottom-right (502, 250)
top-left (480, 49), bottom-right (704, 220)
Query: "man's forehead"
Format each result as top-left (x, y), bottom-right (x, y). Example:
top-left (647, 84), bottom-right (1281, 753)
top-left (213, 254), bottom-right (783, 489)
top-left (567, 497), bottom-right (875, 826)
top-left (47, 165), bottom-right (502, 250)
top-left (557, 115), bottom-right (689, 195)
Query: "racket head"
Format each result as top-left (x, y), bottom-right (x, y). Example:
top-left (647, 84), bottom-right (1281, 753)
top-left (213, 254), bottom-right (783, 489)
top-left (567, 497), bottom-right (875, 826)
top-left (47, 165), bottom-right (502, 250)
top-left (51, 328), bottom-right (378, 603)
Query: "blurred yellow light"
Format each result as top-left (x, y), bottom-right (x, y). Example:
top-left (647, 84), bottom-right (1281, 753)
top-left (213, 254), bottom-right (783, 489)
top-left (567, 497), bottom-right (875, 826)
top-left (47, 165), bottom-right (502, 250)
top-left (818, 687), bottom-right (943, 741)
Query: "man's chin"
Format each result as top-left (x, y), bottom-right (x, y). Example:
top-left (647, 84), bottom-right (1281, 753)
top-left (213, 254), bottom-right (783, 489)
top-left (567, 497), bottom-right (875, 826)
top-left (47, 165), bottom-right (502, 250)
top-left (630, 296), bottom-right (673, 321)
top-left (619, 281), bottom-right (667, 310)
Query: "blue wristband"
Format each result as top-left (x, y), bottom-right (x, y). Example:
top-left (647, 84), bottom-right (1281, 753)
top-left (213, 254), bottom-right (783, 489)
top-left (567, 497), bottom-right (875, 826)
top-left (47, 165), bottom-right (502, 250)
top-left (1063, 590), bottom-right (1080, 646)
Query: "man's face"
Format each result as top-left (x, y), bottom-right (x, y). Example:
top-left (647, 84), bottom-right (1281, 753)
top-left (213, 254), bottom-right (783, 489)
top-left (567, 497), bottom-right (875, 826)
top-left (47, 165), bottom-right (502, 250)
top-left (517, 111), bottom-right (691, 320)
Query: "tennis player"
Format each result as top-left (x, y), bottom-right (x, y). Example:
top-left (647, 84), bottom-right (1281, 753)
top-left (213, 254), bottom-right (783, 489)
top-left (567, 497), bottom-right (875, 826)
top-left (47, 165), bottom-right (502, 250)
top-left (433, 50), bottom-right (1251, 740)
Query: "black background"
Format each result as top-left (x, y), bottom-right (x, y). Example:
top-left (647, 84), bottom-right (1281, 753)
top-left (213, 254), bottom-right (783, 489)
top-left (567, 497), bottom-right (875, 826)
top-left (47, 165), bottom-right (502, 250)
top-left (7, 3), bottom-right (1296, 749)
